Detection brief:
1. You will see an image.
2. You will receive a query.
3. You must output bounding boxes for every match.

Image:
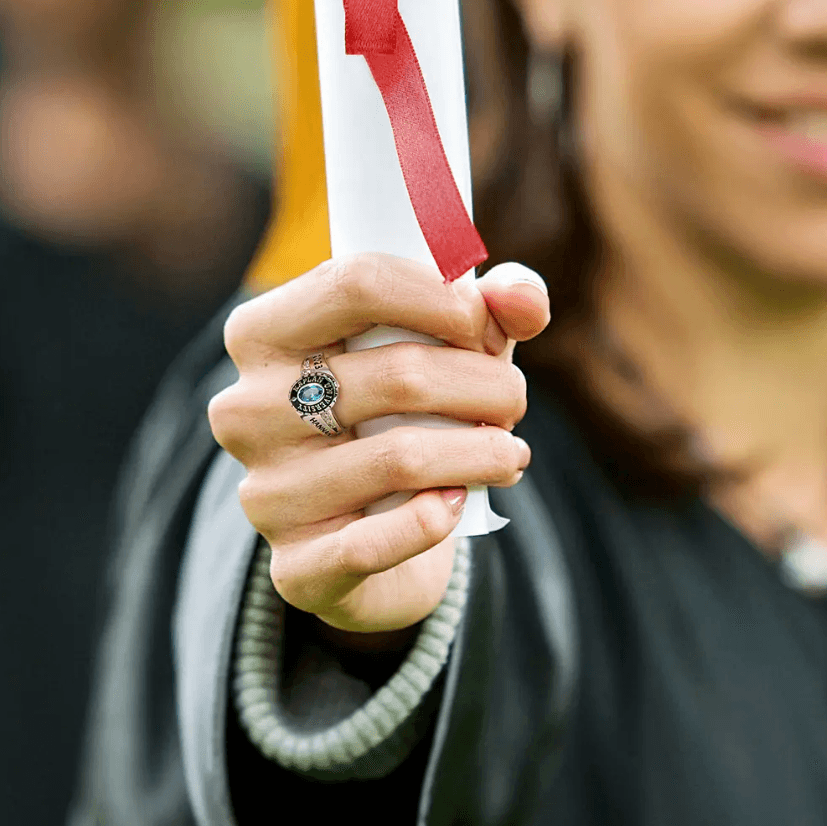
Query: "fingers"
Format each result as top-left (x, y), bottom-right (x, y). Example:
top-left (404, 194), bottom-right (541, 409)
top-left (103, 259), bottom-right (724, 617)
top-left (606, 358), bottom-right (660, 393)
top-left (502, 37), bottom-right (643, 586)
top-left (476, 263), bottom-right (551, 343)
top-left (268, 488), bottom-right (464, 626)
top-left (238, 425), bottom-right (530, 535)
top-left (334, 343), bottom-right (527, 429)
top-left (222, 256), bottom-right (549, 377)
top-left (209, 342), bottom-right (528, 458)
top-left (207, 254), bottom-right (548, 636)
top-left (223, 253), bottom-right (504, 367)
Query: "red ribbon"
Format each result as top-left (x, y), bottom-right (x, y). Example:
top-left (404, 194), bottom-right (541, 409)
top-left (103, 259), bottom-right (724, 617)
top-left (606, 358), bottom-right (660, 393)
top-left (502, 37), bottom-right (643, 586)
top-left (343, 0), bottom-right (488, 283)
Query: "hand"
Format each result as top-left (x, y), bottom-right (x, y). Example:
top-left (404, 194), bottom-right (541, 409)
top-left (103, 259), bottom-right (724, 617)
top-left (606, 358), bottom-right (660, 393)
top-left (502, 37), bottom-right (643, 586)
top-left (208, 254), bottom-right (550, 637)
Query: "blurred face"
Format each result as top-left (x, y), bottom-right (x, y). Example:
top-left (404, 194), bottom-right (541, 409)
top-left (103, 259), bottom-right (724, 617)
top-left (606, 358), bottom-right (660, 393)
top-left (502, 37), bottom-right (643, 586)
top-left (0, 0), bottom-right (126, 44)
top-left (525, 0), bottom-right (827, 285)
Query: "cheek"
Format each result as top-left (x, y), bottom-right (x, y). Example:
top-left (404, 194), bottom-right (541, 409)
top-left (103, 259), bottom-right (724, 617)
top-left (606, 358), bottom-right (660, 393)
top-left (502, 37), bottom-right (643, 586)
top-left (576, 0), bottom-right (827, 282)
top-left (588, 0), bottom-right (770, 51)
top-left (629, 71), bottom-right (827, 283)
top-left (599, 76), bottom-right (827, 283)
top-left (578, 0), bottom-right (763, 164)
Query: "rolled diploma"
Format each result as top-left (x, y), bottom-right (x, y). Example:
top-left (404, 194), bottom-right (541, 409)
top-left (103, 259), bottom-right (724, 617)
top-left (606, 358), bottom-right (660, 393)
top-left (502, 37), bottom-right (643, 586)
top-left (313, 0), bottom-right (509, 537)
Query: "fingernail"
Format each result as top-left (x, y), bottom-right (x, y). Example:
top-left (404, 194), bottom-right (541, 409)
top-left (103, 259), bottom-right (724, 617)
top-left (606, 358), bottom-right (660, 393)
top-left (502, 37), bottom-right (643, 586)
top-left (489, 262), bottom-right (548, 296)
top-left (513, 436), bottom-right (531, 468)
top-left (440, 487), bottom-right (468, 514)
top-left (483, 316), bottom-right (507, 355)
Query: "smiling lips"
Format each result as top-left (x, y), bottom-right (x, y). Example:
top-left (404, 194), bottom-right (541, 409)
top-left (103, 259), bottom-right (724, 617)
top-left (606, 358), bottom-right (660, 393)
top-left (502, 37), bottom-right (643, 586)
top-left (733, 97), bottom-right (827, 178)
top-left (750, 105), bottom-right (827, 138)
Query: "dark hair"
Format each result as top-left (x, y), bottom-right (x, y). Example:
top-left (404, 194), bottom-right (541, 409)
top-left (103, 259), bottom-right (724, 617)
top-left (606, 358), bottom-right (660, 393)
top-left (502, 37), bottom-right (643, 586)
top-left (464, 0), bottom-right (717, 501)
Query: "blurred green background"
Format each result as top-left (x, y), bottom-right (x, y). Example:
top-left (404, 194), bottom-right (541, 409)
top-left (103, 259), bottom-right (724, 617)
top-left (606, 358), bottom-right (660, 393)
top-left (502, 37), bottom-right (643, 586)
top-left (152, 0), bottom-right (275, 176)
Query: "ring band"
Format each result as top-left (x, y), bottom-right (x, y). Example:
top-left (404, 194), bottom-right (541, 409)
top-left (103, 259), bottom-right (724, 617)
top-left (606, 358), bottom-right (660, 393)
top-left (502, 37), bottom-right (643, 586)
top-left (288, 353), bottom-right (344, 437)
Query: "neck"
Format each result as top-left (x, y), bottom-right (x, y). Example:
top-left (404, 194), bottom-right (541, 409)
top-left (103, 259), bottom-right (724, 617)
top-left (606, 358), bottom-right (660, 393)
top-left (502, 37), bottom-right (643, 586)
top-left (591, 168), bottom-right (827, 545)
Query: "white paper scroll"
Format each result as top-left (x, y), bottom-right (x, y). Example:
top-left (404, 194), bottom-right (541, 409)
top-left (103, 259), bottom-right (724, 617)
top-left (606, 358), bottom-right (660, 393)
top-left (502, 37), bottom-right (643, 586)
top-left (313, 0), bottom-right (509, 536)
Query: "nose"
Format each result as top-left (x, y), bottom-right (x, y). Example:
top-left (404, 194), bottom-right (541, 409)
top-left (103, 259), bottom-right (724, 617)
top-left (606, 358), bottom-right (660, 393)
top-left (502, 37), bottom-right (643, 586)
top-left (780, 0), bottom-right (827, 57)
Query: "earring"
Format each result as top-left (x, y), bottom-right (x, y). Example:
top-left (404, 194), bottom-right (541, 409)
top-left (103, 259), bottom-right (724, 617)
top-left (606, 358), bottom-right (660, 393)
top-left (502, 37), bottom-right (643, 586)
top-left (526, 48), bottom-right (562, 126)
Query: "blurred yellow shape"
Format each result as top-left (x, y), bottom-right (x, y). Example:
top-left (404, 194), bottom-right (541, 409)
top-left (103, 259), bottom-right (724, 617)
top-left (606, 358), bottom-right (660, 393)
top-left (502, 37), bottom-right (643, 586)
top-left (245, 0), bottom-right (331, 292)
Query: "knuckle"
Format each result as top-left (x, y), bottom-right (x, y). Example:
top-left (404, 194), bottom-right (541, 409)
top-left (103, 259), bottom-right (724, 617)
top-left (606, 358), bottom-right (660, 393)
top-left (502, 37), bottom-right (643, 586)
top-left (207, 381), bottom-right (271, 462)
top-left (450, 300), bottom-right (480, 346)
top-left (223, 303), bottom-right (256, 364)
top-left (487, 428), bottom-right (522, 475)
top-left (377, 429), bottom-right (426, 487)
top-left (316, 257), bottom-right (352, 303)
top-left (236, 475), bottom-right (261, 519)
top-left (269, 536), bottom-right (343, 614)
top-left (321, 253), bottom-right (385, 308)
top-left (507, 363), bottom-right (528, 425)
top-left (448, 278), bottom-right (486, 344)
top-left (237, 473), bottom-right (287, 532)
top-left (411, 497), bottom-right (452, 549)
top-left (268, 547), bottom-right (287, 591)
top-left (382, 344), bottom-right (430, 408)
top-left (207, 386), bottom-right (232, 433)
top-left (207, 385), bottom-right (244, 453)
top-left (268, 550), bottom-right (308, 609)
top-left (334, 529), bottom-right (381, 578)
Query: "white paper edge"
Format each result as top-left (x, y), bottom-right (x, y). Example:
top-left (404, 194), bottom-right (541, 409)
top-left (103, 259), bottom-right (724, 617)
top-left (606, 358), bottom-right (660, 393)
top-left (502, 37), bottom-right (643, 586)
top-left (315, 0), bottom-right (509, 537)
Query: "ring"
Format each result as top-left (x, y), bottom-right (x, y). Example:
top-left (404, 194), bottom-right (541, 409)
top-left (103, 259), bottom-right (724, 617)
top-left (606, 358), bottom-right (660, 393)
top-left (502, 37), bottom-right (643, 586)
top-left (288, 353), bottom-right (344, 437)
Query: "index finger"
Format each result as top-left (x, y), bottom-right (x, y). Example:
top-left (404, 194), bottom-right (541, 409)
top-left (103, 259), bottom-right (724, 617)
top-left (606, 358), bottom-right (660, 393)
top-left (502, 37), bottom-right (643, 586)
top-left (224, 253), bottom-right (504, 366)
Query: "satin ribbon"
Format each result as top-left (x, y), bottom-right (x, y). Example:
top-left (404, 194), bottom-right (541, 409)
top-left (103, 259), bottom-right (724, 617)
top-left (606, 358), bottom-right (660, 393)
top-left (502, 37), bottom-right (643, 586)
top-left (342, 0), bottom-right (488, 283)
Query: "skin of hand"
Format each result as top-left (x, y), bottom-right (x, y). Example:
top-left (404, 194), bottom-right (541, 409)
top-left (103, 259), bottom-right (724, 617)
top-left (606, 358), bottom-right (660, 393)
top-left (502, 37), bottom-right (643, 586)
top-left (208, 254), bottom-right (550, 638)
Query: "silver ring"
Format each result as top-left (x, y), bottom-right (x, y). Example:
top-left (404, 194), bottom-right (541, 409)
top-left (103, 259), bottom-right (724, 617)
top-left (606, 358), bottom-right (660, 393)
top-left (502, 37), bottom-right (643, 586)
top-left (288, 353), bottom-right (344, 437)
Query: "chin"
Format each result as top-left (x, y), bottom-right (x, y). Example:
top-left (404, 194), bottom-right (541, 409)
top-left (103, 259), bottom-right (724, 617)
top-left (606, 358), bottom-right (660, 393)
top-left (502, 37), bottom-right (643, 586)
top-left (700, 203), bottom-right (827, 290)
top-left (754, 234), bottom-right (827, 288)
top-left (737, 248), bottom-right (827, 292)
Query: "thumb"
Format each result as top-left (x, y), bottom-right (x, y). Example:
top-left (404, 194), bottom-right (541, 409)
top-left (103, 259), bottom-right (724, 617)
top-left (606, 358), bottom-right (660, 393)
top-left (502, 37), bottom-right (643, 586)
top-left (475, 263), bottom-right (551, 344)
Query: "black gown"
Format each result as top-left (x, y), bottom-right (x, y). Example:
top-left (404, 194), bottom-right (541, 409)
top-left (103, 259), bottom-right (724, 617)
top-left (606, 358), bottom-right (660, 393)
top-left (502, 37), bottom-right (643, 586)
top-left (70, 296), bottom-right (827, 825)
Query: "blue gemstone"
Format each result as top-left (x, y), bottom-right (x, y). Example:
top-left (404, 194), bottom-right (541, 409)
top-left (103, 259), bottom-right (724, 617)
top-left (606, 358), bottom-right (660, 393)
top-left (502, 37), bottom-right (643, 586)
top-left (298, 383), bottom-right (325, 404)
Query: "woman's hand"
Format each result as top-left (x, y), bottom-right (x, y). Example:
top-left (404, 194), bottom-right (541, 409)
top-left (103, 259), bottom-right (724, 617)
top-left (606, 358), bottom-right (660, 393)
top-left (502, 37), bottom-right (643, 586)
top-left (208, 254), bottom-right (550, 636)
